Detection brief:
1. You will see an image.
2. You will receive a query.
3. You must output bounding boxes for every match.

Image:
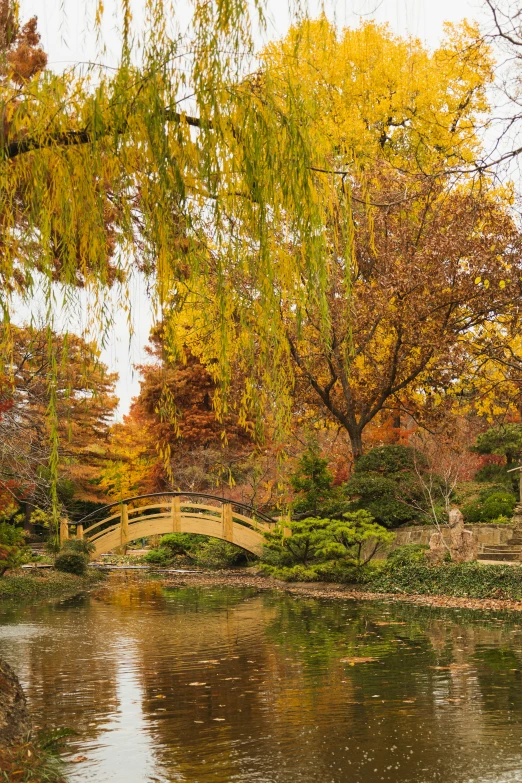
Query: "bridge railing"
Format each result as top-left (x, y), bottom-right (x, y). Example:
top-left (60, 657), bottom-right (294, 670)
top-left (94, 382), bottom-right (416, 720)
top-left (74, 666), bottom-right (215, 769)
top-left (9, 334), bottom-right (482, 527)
top-left (65, 492), bottom-right (277, 550)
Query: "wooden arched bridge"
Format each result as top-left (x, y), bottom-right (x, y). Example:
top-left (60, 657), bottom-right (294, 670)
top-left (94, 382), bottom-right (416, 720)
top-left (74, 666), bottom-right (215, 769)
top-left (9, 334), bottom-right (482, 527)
top-left (64, 493), bottom-right (278, 558)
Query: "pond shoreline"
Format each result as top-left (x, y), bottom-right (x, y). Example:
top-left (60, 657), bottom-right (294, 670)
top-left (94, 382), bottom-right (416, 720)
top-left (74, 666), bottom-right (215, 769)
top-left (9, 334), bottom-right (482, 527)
top-left (0, 569), bottom-right (106, 602)
top-left (159, 569), bottom-right (522, 613)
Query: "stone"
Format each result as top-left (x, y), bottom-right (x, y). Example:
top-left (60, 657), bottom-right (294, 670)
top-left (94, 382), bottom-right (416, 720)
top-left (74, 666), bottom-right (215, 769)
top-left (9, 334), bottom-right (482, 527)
top-left (425, 531), bottom-right (446, 564)
top-left (448, 508), bottom-right (477, 563)
top-left (0, 658), bottom-right (31, 747)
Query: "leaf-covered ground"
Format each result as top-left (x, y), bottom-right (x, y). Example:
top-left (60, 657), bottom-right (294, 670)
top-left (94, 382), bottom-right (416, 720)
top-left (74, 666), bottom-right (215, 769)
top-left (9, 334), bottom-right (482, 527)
top-left (155, 568), bottom-right (522, 614)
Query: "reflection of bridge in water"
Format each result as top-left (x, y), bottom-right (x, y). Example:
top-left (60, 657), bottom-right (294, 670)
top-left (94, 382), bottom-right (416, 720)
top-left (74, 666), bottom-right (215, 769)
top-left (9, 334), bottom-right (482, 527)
top-left (64, 493), bottom-right (278, 558)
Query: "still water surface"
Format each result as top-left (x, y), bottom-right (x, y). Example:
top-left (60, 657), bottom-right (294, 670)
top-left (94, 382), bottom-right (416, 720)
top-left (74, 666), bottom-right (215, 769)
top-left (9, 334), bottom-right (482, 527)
top-left (2, 576), bottom-right (522, 782)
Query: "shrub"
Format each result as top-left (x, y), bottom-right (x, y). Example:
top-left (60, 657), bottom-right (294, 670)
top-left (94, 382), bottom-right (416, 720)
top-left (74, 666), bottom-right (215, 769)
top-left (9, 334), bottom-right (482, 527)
top-left (264, 518), bottom-right (330, 566)
top-left (386, 543), bottom-right (428, 566)
top-left (158, 533), bottom-right (201, 555)
top-left (62, 538), bottom-right (95, 556)
top-left (193, 539), bottom-right (247, 569)
top-left (344, 445), bottom-right (438, 527)
top-left (291, 441), bottom-right (333, 514)
top-left (0, 522), bottom-right (26, 547)
top-left (290, 441), bottom-right (348, 518)
top-left (262, 560), bottom-right (372, 584)
top-left (462, 490), bottom-right (516, 523)
top-left (263, 511), bottom-right (394, 569)
top-left (143, 547), bottom-right (172, 567)
top-left (355, 445), bottom-right (426, 474)
top-left (54, 552), bottom-right (88, 575)
top-left (474, 463), bottom-right (512, 486)
top-left (0, 523), bottom-right (31, 575)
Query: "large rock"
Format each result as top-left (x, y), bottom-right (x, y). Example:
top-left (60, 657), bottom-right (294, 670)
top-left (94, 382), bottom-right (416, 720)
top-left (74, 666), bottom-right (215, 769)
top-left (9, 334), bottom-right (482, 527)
top-left (426, 531), bottom-right (446, 564)
top-left (0, 658), bottom-right (31, 747)
top-left (448, 508), bottom-right (477, 563)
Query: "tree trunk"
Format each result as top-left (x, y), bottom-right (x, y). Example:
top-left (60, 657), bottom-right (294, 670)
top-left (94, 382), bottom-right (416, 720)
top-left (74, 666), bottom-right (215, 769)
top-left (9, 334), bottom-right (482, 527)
top-left (22, 503), bottom-right (33, 535)
top-left (391, 409), bottom-right (401, 442)
top-left (349, 429), bottom-right (364, 462)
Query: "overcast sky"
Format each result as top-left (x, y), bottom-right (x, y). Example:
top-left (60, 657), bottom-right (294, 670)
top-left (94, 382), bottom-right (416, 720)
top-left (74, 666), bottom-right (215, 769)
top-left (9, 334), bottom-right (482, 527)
top-left (18, 0), bottom-right (490, 416)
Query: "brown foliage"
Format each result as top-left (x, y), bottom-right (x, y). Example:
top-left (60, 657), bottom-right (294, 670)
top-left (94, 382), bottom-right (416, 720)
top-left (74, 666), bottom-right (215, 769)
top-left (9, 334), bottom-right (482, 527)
top-left (287, 168), bottom-right (522, 458)
top-left (0, 325), bottom-right (118, 510)
top-left (0, 2), bottom-right (47, 84)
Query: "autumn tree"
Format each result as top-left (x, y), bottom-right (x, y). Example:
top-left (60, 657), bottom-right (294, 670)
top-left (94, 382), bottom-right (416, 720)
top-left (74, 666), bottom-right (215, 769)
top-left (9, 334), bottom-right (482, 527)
top-left (173, 20), bottom-right (522, 458)
top-left (0, 325), bottom-right (118, 524)
top-left (102, 327), bottom-right (253, 498)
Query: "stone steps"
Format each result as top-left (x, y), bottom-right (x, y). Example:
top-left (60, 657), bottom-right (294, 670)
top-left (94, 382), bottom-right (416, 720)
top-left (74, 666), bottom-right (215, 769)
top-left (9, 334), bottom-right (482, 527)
top-left (479, 546), bottom-right (522, 562)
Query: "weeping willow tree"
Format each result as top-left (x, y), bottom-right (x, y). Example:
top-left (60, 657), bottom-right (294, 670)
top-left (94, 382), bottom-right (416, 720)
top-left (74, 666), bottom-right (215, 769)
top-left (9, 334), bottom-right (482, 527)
top-left (0, 2), bottom-right (499, 514)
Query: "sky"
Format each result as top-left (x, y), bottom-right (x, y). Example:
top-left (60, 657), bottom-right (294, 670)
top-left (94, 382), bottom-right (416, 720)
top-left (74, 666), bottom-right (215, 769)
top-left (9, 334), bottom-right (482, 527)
top-left (18, 0), bottom-right (489, 417)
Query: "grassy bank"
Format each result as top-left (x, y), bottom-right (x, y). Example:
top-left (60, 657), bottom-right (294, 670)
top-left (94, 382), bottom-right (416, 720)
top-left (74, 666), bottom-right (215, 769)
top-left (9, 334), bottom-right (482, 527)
top-left (0, 741), bottom-right (66, 782)
top-left (0, 568), bottom-right (106, 600)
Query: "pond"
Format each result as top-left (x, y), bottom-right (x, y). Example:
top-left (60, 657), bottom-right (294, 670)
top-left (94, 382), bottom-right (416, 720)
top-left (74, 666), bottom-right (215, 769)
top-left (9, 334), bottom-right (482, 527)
top-left (2, 576), bottom-right (522, 782)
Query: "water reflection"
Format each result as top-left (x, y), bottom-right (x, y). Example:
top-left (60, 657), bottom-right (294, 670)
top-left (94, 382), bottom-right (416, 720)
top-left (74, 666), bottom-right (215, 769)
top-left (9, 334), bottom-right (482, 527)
top-left (1, 577), bottom-right (522, 782)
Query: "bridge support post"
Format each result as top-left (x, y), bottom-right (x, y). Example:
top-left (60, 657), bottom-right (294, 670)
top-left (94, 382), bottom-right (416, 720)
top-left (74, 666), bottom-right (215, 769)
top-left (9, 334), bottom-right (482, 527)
top-left (120, 504), bottom-right (129, 550)
top-left (59, 518), bottom-right (69, 546)
top-left (76, 524), bottom-right (84, 541)
top-left (171, 496), bottom-right (181, 533)
top-left (222, 503), bottom-right (233, 543)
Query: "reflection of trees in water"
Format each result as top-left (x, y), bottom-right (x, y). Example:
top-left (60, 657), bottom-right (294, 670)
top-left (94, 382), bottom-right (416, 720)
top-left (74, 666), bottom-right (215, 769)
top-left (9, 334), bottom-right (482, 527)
top-left (2, 594), bottom-right (119, 739)
top-left (259, 596), bottom-right (522, 782)
top-left (5, 583), bottom-right (522, 782)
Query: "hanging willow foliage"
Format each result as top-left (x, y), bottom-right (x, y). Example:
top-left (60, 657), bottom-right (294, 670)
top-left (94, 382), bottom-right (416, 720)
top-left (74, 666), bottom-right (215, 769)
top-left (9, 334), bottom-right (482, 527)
top-left (0, 1), bottom-right (327, 412)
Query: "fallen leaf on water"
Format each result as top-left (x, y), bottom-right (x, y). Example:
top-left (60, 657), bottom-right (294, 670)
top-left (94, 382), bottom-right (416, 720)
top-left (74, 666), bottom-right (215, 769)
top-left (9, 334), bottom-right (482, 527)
top-left (340, 657), bottom-right (377, 665)
top-left (449, 664), bottom-right (472, 670)
top-left (375, 622), bottom-right (406, 626)
top-left (72, 756), bottom-right (88, 763)
top-left (188, 682), bottom-right (207, 686)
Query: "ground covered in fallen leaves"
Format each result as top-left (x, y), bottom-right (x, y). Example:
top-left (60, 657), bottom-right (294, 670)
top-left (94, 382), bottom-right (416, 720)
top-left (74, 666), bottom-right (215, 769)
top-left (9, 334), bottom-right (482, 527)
top-left (159, 569), bottom-right (522, 613)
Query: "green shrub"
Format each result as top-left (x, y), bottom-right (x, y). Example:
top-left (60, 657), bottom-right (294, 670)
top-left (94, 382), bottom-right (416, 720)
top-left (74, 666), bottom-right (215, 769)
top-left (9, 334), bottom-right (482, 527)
top-left (62, 538), bottom-right (95, 556)
top-left (474, 463), bottom-right (512, 486)
top-left (143, 547), bottom-right (172, 566)
top-left (355, 445), bottom-right (426, 473)
top-left (0, 522), bottom-right (26, 547)
top-left (290, 441), bottom-right (348, 518)
top-left (193, 539), bottom-right (247, 569)
top-left (386, 543), bottom-right (428, 565)
top-left (158, 533), bottom-right (201, 555)
top-left (344, 445), bottom-right (438, 527)
top-left (143, 536), bottom-right (248, 569)
top-left (0, 523), bottom-right (31, 575)
top-left (462, 490), bottom-right (516, 523)
top-left (263, 511), bottom-right (394, 568)
top-left (54, 552), bottom-right (88, 575)
top-left (262, 560), bottom-right (372, 583)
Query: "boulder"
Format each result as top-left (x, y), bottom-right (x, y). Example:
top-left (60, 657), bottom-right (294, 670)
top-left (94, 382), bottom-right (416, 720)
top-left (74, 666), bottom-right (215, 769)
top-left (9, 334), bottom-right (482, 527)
top-left (426, 531), bottom-right (446, 564)
top-left (0, 658), bottom-right (31, 747)
top-left (448, 508), bottom-right (477, 563)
